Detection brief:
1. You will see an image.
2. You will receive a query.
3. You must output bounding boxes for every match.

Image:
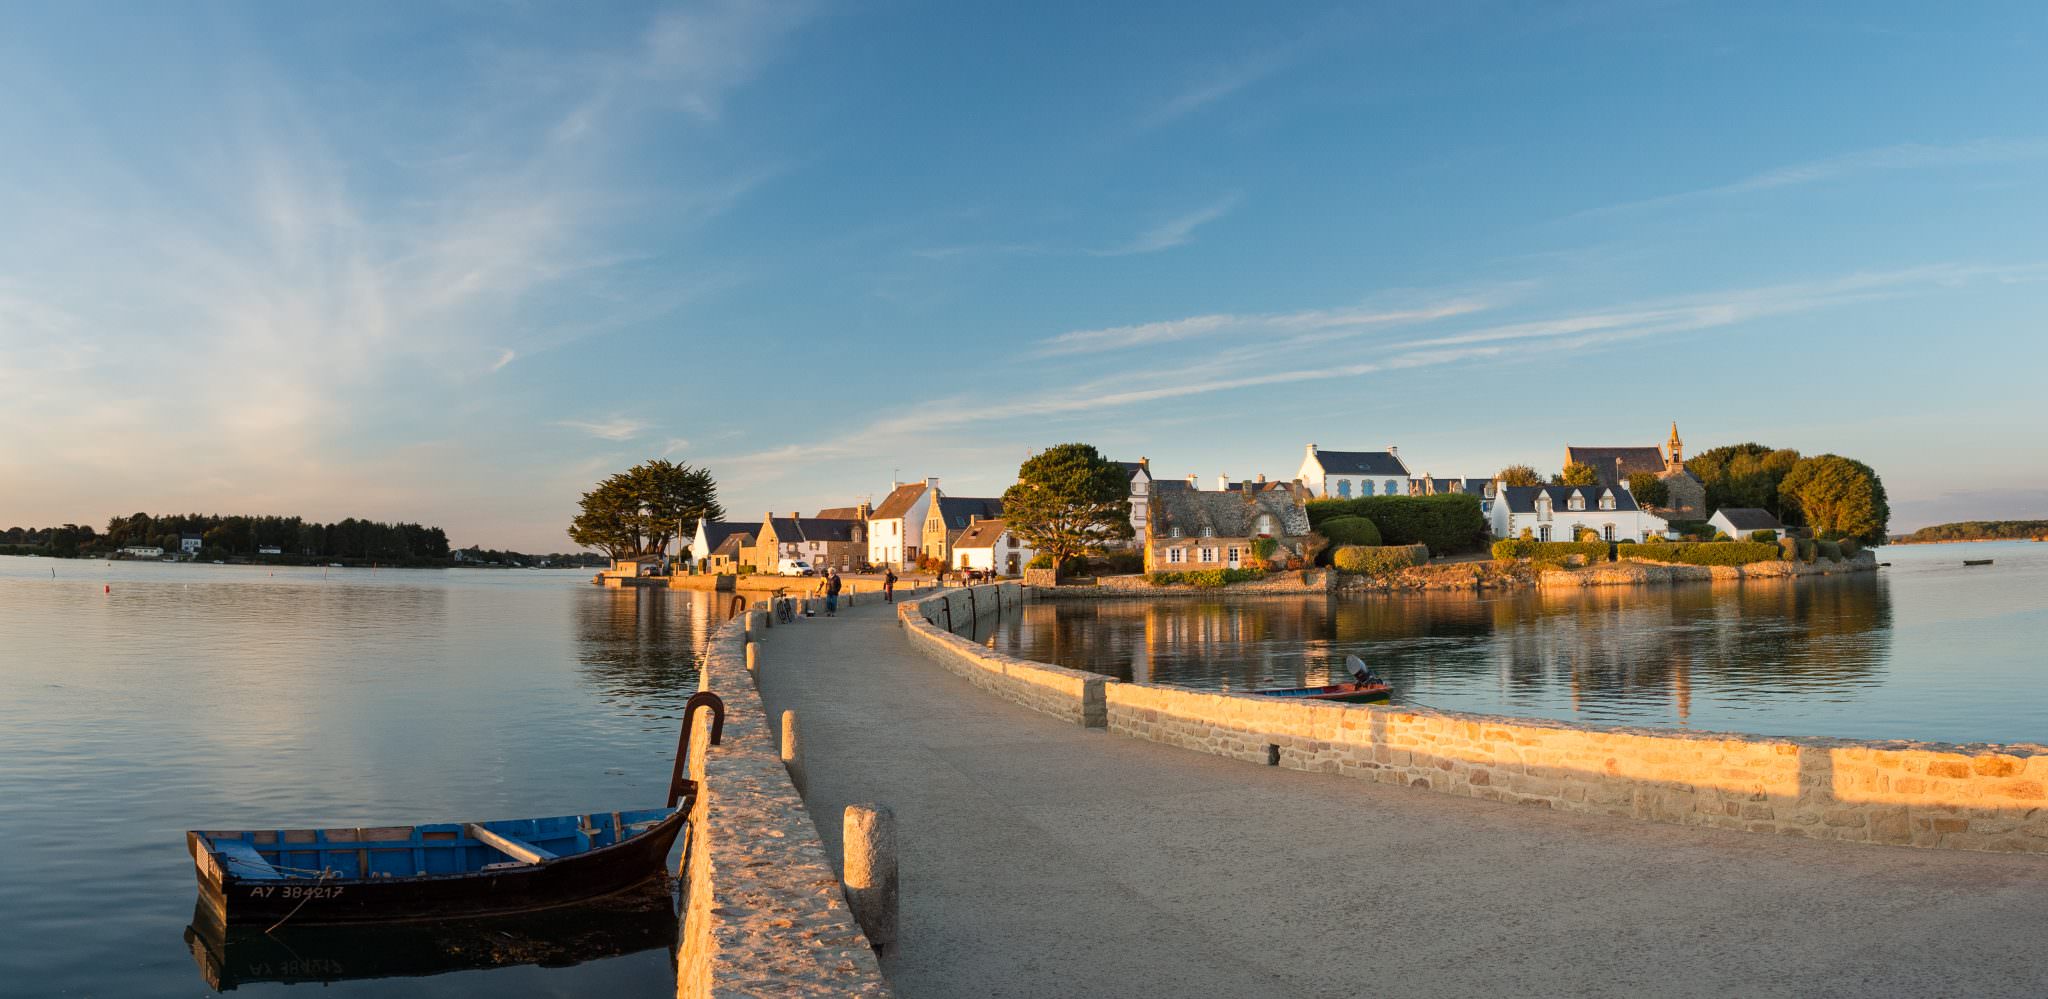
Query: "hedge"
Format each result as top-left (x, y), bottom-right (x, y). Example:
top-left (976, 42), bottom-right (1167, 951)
top-left (1815, 540), bottom-right (1843, 561)
top-left (1618, 541), bottom-right (1781, 566)
top-left (1148, 568), bottom-right (1267, 588)
top-left (1838, 538), bottom-right (1862, 558)
top-left (1492, 538), bottom-right (1612, 564)
top-left (1748, 530), bottom-right (1777, 543)
top-left (1318, 516), bottom-right (1383, 547)
top-left (1306, 494), bottom-right (1487, 554)
top-left (1332, 544), bottom-right (1428, 575)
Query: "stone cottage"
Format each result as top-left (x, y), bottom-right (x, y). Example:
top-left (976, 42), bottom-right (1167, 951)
top-left (1144, 480), bottom-right (1316, 572)
top-left (1563, 423), bottom-right (1705, 519)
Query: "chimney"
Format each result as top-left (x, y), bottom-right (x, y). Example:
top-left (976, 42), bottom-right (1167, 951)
top-left (1186, 473), bottom-right (1199, 489)
top-left (1306, 443), bottom-right (1318, 458)
top-left (969, 514), bottom-right (980, 525)
top-left (1217, 473), bottom-right (1230, 491)
top-left (1388, 445), bottom-right (1399, 457)
top-left (789, 512), bottom-right (801, 521)
top-left (1256, 473), bottom-right (1266, 484)
top-left (925, 476), bottom-right (940, 490)
top-left (1140, 456), bottom-right (1150, 470)
top-left (857, 501), bottom-right (872, 520)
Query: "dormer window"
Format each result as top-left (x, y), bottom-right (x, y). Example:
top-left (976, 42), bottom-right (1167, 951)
top-left (1568, 493), bottom-right (1585, 512)
top-left (1599, 491), bottom-right (1616, 511)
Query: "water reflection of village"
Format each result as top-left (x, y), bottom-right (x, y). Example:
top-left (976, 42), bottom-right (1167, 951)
top-left (969, 575), bottom-right (1892, 730)
top-left (573, 587), bottom-right (719, 717)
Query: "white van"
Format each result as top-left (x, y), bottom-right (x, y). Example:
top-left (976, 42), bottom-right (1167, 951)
top-left (777, 558), bottom-right (815, 576)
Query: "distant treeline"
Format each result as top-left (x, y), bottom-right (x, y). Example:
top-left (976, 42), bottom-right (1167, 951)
top-left (4, 513), bottom-right (451, 562)
top-left (1897, 520), bottom-right (2048, 543)
top-left (455, 547), bottom-right (609, 568)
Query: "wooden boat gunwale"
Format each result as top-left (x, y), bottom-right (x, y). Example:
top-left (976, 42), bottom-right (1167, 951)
top-left (1251, 680), bottom-right (1393, 702)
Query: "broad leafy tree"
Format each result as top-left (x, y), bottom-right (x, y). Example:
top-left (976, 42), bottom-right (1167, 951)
top-left (1552, 462), bottom-right (1599, 487)
top-left (1495, 465), bottom-right (1544, 487)
top-left (568, 459), bottom-right (724, 559)
top-left (1687, 443), bottom-right (1802, 519)
top-left (1625, 472), bottom-right (1670, 508)
top-left (1779, 455), bottom-right (1889, 545)
top-left (1001, 443), bottom-right (1133, 572)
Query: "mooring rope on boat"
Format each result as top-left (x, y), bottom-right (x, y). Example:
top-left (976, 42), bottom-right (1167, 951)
top-left (263, 868), bottom-right (338, 935)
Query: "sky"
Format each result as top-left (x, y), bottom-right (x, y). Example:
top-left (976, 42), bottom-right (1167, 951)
top-left (2, 1), bottom-right (2045, 550)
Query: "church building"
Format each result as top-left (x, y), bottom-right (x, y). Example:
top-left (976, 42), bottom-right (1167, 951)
top-left (1563, 423), bottom-right (1705, 519)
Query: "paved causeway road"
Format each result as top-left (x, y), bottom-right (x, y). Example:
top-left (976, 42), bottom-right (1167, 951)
top-left (752, 598), bottom-right (2048, 998)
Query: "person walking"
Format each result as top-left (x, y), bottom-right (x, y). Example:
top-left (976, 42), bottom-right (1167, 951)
top-left (825, 571), bottom-right (843, 616)
top-left (883, 569), bottom-right (897, 603)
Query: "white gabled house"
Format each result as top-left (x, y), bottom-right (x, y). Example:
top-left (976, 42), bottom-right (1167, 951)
top-left (1491, 485), bottom-right (1670, 543)
top-left (867, 478), bottom-right (938, 569)
top-left (1707, 507), bottom-right (1785, 541)
top-left (1117, 459), bottom-right (1153, 543)
top-left (1296, 444), bottom-right (1411, 499)
top-left (691, 520), bottom-right (761, 571)
top-left (949, 518), bottom-right (1035, 575)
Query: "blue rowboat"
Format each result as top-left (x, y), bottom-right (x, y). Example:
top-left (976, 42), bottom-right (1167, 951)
top-left (187, 808), bottom-right (686, 925)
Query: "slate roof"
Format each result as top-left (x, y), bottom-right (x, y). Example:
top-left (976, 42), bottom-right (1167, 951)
top-left (1499, 485), bottom-right (1640, 514)
top-left (768, 517), bottom-right (863, 544)
top-left (1564, 446), bottom-right (1667, 485)
top-left (700, 521), bottom-right (760, 549)
top-left (710, 532), bottom-right (752, 558)
top-left (1714, 508), bottom-right (1783, 531)
top-left (931, 496), bottom-right (1003, 530)
top-left (952, 519), bottom-right (1010, 551)
top-left (870, 482), bottom-right (930, 520)
top-left (1310, 449), bottom-right (1410, 476)
top-left (814, 506), bottom-right (862, 520)
top-left (1152, 486), bottom-right (1311, 540)
top-left (1116, 461), bottom-right (1151, 479)
top-left (1411, 477), bottom-right (1494, 497)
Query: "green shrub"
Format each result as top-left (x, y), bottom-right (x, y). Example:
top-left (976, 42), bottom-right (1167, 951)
top-left (1713, 531), bottom-right (1734, 541)
top-left (1148, 568), bottom-right (1266, 588)
top-left (1492, 538), bottom-right (1610, 565)
top-left (1318, 516), bottom-right (1382, 547)
top-left (1027, 552), bottom-right (1054, 569)
top-left (1618, 541), bottom-right (1782, 566)
top-left (1332, 544), bottom-right (1429, 575)
top-left (1083, 551), bottom-right (1142, 575)
top-left (1665, 519), bottom-right (1713, 540)
top-left (1797, 539), bottom-right (1817, 562)
top-left (1838, 538), bottom-right (1862, 558)
top-left (1748, 529), bottom-right (1778, 543)
top-left (1306, 494), bottom-right (1486, 554)
top-left (1814, 540), bottom-right (1843, 561)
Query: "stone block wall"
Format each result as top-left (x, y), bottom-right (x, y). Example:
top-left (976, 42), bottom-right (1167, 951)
top-left (678, 616), bottom-right (892, 997)
top-left (900, 585), bottom-right (1107, 727)
top-left (1101, 682), bottom-right (2048, 854)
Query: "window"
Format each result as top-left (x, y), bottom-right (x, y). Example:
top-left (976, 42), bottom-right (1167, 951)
top-left (1253, 513), bottom-right (1279, 537)
top-left (1226, 546), bottom-right (1240, 565)
top-left (1599, 492), bottom-right (1615, 511)
top-left (1385, 480), bottom-right (1400, 495)
top-left (1167, 547), bottom-right (1185, 564)
top-left (1199, 547), bottom-right (1218, 563)
top-left (1361, 480), bottom-right (1375, 496)
top-left (1336, 479), bottom-right (1351, 498)
top-left (1568, 493), bottom-right (1585, 511)
top-left (1603, 524), bottom-right (1615, 542)
top-left (1539, 524), bottom-right (1552, 542)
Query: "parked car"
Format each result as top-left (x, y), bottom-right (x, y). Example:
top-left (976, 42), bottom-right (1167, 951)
top-left (777, 558), bottom-right (816, 576)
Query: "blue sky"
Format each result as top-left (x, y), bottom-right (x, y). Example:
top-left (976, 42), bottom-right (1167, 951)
top-left (2, 2), bottom-right (2044, 550)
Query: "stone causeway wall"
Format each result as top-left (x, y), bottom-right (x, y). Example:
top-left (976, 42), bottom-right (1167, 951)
top-left (899, 584), bottom-right (1107, 727)
top-left (903, 584), bottom-right (2048, 855)
top-left (678, 615), bottom-right (892, 997)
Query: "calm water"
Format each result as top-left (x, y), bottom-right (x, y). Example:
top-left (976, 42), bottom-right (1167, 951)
top-left (962, 541), bottom-right (2048, 746)
top-left (0, 557), bottom-right (718, 997)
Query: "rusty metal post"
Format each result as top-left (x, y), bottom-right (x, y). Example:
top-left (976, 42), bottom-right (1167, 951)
top-left (667, 692), bottom-right (726, 808)
top-left (843, 804), bottom-right (899, 950)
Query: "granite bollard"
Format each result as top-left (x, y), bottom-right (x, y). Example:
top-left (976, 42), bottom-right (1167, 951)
top-left (842, 804), bottom-right (899, 950)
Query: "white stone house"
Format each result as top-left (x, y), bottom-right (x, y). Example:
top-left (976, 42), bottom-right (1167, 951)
top-left (119, 545), bottom-right (164, 558)
top-left (1296, 444), bottom-right (1411, 499)
top-left (1491, 485), bottom-right (1670, 543)
top-left (1117, 459), bottom-right (1154, 543)
top-left (1707, 507), bottom-right (1785, 541)
top-left (179, 534), bottom-right (203, 555)
top-left (867, 478), bottom-right (938, 569)
top-left (950, 518), bottom-right (1035, 575)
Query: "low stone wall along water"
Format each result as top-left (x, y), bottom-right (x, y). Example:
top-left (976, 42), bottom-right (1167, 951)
top-left (901, 584), bottom-right (2048, 855)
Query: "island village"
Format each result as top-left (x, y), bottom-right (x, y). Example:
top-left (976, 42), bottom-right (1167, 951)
top-left (599, 424), bottom-right (1851, 593)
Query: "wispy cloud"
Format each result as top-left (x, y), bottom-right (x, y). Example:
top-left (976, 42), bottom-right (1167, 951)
top-left (1032, 298), bottom-right (1491, 358)
top-left (1585, 138), bottom-right (2048, 216)
top-left (559, 416), bottom-right (651, 441)
top-left (1146, 46), bottom-right (1301, 128)
top-left (1091, 194), bottom-right (1240, 256)
top-left (489, 348), bottom-right (518, 372)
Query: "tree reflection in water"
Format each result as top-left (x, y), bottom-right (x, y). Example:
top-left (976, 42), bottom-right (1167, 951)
top-left (963, 575), bottom-right (1899, 738)
top-left (574, 587), bottom-right (718, 718)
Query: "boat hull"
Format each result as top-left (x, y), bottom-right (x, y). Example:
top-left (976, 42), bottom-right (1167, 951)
top-left (1253, 681), bottom-right (1392, 703)
top-left (188, 809), bottom-right (686, 925)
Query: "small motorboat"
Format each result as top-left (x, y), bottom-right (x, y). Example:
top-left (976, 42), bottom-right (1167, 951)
top-left (1254, 653), bottom-right (1392, 703)
top-left (187, 808), bottom-right (685, 925)
top-left (1254, 680), bottom-right (1392, 703)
